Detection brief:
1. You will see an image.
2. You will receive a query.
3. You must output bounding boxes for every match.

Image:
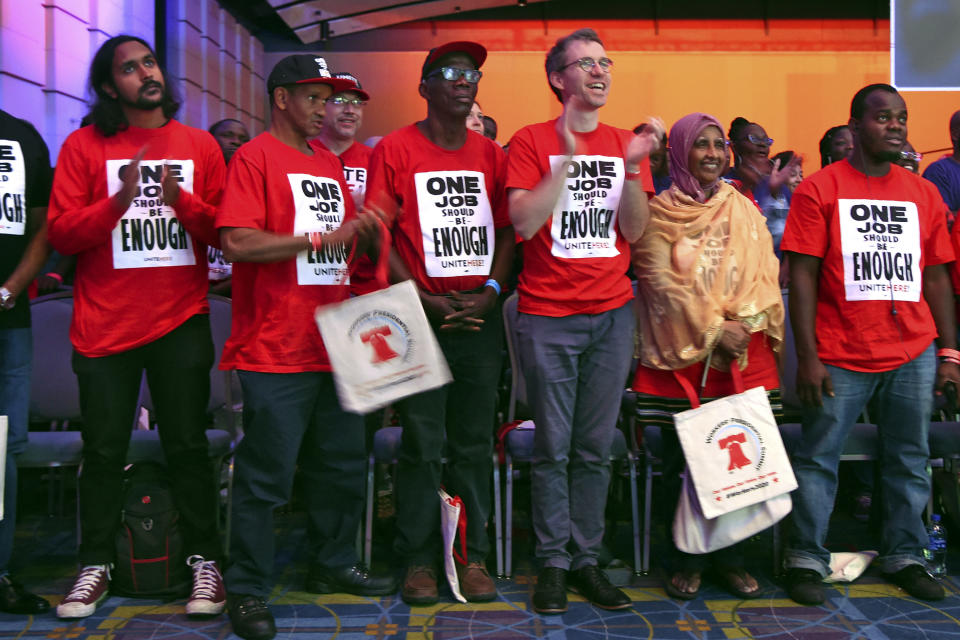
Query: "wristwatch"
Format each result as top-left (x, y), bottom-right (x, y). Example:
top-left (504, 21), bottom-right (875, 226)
top-left (0, 287), bottom-right (14, 311)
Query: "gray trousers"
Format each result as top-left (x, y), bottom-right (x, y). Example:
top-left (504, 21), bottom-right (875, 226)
top-left (517, 302), bottom-right (634, 570)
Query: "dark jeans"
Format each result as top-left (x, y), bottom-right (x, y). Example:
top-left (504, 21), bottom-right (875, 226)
top-left (226, 371), bottom-right (365, 597)
top-left (394, 306), bottom-right (503, 566)
top-left (0, 328), bottom-right (31, 575)
top-left (72, 314), bottom-right (219, 565)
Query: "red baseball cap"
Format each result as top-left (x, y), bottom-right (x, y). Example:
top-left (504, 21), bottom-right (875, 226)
top-left (420, 41), bottom-right (487, 79)
top-left (331, 72), bottom-right (371, 102)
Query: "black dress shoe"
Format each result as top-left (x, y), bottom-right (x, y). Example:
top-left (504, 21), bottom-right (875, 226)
top-left (885, 565), bottom-right (945, 601)
top-left (532, 567), bottom-right (568, 614)
top-left (568, 565), bottom-right (631, 610)
top-left (306, 563), bottom-right (397, 596)
top-left (0, 575), bottom-right (49, 615)
top-left (783, 568), bottom-right (826, 605)
top-left (227, 594), bottom-right (276, 640)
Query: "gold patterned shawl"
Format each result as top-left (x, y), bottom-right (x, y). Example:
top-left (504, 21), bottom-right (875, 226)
top-left (632, 181), bottom-right (784, 371)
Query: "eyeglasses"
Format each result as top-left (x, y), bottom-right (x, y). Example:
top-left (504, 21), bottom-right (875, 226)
top-left (899, 150), bottom-right (922, 162)
top-left (559, 57), bottom-right (614, 73)
top-left (746, 134), bottom-right (773, 146)
top-left (426, 67), bottom-right (482, 83)
top-left (325, 96), bottom-right (367, 106)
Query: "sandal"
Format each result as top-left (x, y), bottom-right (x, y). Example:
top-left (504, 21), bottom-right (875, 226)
top-left (664, 570), bottom-right (701, 600)
top-left (714, 566), bottom-right (762, 599)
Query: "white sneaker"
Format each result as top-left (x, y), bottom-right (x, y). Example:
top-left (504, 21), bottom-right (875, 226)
top-left (57, 565), bottom-right (110, 618)
top-left (185, 555), bottom-right (226, 616)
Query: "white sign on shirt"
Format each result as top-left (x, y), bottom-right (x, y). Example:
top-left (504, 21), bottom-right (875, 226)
top-left (0, 139), bottom-right (27, 236)
top-left (549, 154), bottom-right (624, 259)
top-left (838, 198), bottom-right (921, 302)
top-left (342, 165), bottom-right (367, 207)
top-left (414, 170), bottom-right (495, 278)
top-left (108, 159), bottom-right (196, 269)
top-left (288, 173), bottom-right (349, 286)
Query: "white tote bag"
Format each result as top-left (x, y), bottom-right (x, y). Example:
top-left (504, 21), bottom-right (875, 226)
top-left (673, 470), bottom-right (791, 554)
top-left (439, 488), bottom-right (467, 603)
top-left (672, 365), bottom-right (797, 519)
top-left (315, 279), bottom-right (452, 414)
top-left (314, 226), bottom-right (451, 414)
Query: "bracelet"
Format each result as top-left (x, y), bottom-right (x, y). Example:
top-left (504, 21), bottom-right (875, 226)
top-left (308, 231), bottom-right (324, 252)
top-left (940, 356), bottom-right (960, 366)
top-left (484, 278), bottom-right (501, 296)
top-left (937, 348), bottom-right (960, 360)
top-left (45, 272), bottom-right (63, 284)
top-left (625, 168), bottom-right (644, 181)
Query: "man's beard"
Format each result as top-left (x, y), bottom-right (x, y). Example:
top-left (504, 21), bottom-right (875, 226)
top-left (121, 82), bottom-right (165, 110)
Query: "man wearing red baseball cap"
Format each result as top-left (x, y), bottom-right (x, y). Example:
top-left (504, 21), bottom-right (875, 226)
top-left (366, 40), bottom-right (514, 605)
top-left (217, 54), bottom-right (393, 640)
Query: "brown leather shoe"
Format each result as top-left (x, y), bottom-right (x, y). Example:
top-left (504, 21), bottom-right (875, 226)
top-left (402, 566), bottom-right (438, 605)
top-left (457, 562), bottom-right (497, 602)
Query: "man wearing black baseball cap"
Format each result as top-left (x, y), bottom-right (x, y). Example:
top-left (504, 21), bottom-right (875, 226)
top-left (366, 40), bottom-right (514, 605)
top-left (217, 54), bottom-right (393, 640)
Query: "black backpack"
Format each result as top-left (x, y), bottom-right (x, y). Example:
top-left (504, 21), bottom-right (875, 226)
top-left (112, 463), bottom-right (190, 598)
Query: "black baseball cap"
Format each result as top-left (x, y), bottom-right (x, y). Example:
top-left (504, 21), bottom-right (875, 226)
top-left (420, 41), bottom-right (487, 79)
top-left (331, 72), bottom-right (371, 101)
top-left (267, 55), bottom-right (355, 94)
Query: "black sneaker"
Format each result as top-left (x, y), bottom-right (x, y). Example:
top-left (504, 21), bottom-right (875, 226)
top-left (227, 594), bottom-right (276, 640)
top-left (532, 567), bottom-right (568, 614)
top-left (884, 565), bottom-right (945, 601)
top-left (783, 568), bottom-right (825, 605)
top-left (306, 563), bottom-right (397, 596)
top-left (568, 565), bottom-right (631, 610)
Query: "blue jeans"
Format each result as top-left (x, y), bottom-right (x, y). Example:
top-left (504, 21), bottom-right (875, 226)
top-left (517, 302), bottom-right (635, 570)
top-left (785, 344), bottom-right (935, 576)
top-left (0, 328), bottom-right (31, 576)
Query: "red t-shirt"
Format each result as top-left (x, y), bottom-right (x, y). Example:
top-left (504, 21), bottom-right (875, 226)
top-left (505, 119), bottom-right (653, 317)
top-left (632, 333), bottom-right (780, 398)
top-left (310, 139), bottom-right (372, 205)
top-left (47, 121), bottom-right (224, 357)
top-left (366, 125), bottom-right (510, 294)
top-left (311, 138), bottom-right (380, 295)
top-left (781, 159), bottom-right (954, 372)
top-left (216, 132), bottom-right (357, 373)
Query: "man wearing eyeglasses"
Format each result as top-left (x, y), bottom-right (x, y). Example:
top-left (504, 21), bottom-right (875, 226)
top-left (311, 73), bottom-right (380, 297)
top-left (365, 40), bottom-right (514, 606)
top-left (505, 28), bottom-right (660, 614)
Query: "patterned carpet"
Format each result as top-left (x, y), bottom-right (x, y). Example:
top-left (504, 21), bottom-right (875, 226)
top-left (2, 470), bottom-right (959, 639)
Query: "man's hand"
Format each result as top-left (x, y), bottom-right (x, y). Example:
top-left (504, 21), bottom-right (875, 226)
top-left (440, 289), bottom-right (498, 331)
top-left (796, 354), bottom-right (834, 407)
top-left (112, 146), bottom-right (148, 213)
top-left (716, 320), bottom-right (750, 358)
top-left (161, 164), bottom-right (180, 206)
top-left (625, 117), bottom-right (664, 170)
top-left (420, 292), bottom-right (460, 329)
top-left (555, 110), bottom-right (576, 157)
top-left (935, 361), bottom-right (960, 397)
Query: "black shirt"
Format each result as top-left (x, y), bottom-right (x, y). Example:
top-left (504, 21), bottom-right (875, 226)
top-left (0, 110), bottom-right (52, 329)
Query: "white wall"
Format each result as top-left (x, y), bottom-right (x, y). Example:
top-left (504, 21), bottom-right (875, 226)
top-left (0, 0), bottom-right (265, 163)
top-left (166, 0), bottom-right (265, 136)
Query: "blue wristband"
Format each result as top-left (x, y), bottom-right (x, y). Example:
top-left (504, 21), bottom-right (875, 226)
top-left (484, 278), bottom-right (501, 296)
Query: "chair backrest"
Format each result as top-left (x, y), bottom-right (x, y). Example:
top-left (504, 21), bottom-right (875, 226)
top-left (29, 292), bottom-right (81, 423)
top-left (502, 292), bottom-right (530, 422)
top-left (779, 289), bottom-right (801, 412)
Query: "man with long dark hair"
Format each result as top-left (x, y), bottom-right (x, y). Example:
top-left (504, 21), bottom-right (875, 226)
top-left (48, 35), bottom-right (226, 620)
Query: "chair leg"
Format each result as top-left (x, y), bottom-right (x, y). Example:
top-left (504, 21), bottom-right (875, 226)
top-left (642, 459), bottom-right (652, 575)
top-left (364, 454), bottom-right (375, 567)
top-left (772, 522), bottom-right (782, 577)
top-left (492, 452), bottom-right (504, 578)
top-left (505, 454), bottom-right (514, 579)
top-left (628, 452), bottom-right (641, 576)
